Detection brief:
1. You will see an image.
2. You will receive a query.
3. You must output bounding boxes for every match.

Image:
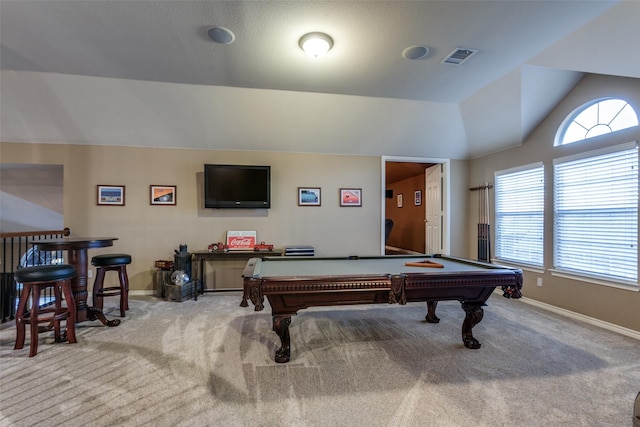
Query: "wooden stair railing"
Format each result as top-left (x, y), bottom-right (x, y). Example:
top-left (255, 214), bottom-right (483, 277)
top-left (1, 227), bottom-right (71, 322)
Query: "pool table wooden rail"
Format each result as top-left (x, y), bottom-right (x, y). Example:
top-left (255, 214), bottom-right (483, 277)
top-left (241, 254), bottom-right (522, 363)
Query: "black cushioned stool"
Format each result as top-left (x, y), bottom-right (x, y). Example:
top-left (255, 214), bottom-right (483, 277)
top-left (91, 254), bottom-right (131, 318)
top-left (14, 264), bottom-right (77, 357)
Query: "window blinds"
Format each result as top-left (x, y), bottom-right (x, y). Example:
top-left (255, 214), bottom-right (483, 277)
top-left (553, 142), bottom-right (638, 282)
top-left (494, 163), bottom-right (544, 266)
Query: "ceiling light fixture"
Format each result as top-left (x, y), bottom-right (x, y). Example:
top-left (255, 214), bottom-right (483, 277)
top-left (299, 32), bottom-right (333, 59)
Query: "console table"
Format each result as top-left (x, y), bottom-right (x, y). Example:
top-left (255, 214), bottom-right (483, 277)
top-left (192, 249), bottom-right (282, 292)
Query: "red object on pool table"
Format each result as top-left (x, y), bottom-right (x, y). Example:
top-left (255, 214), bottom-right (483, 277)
top-left (241, 254), bottom-right (523, 363)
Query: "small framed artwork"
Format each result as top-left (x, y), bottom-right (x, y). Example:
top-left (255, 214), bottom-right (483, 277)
top-left (97, 185), bottom-right (125, 206)
top-left (150, 185), bottom-right (177, 205)
top-left (397, 193), bottom-right (403, 208)
top-left (414, 190), bottom-right (422, 206)
top-left (340, 188), bottom-right (362, 207)
top-left (298, 187), bottom-right (321, 206)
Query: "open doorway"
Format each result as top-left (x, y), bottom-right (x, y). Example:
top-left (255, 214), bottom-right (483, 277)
top-left (381, 157), bottom-right (450, 255)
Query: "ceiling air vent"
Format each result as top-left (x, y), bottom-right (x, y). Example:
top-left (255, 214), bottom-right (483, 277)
top-left (441, 48), bottom-right (478, 65)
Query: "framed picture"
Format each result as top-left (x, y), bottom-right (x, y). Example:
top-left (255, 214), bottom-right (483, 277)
top-left (150, 185), bottom-right (177, 205)
top-left (97, 185), bottom-right (125, 206)
top-left (414, 190), bottom-right (422, 206)
top-left (298, 187), bottom-right (321, 206)
top-left (397, 193), bottom-right (403, 208)
top-left (340, 188), bottom-right (362, 207)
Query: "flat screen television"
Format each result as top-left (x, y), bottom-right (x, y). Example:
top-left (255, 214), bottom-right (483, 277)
top-left (204, 164), bottom-right (271, 209)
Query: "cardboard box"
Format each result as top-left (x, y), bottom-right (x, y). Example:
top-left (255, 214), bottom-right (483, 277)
top-left (164, 281), bottom-right (195, 302)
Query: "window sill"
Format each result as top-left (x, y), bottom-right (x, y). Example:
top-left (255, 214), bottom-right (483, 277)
top-left (491, 259), bottom-right (545, 274)
top-left (549, 269), bottom-right (639, 292)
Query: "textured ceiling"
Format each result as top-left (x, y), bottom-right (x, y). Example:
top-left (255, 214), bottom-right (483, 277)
top-left (1, 1), bottom-right (638, 159)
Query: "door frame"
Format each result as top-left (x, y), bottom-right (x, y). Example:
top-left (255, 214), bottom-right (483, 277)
top-left (381, 156), bottom-right (451, 255)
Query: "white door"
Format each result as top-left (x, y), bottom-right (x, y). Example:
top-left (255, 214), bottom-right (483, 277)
top-left (424, 164), bottom-right (442, 254)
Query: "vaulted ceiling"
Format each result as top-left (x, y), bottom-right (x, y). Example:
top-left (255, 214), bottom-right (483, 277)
top-left (1, 1), bottom-right (639, 159)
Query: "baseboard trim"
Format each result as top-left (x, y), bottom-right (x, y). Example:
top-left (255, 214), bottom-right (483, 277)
top-left (129, 290), bottom-right (155, 296)
top-left (518, 296), bottom-right (640, 341)
top-left (88, 290), bottom-right (155, 297)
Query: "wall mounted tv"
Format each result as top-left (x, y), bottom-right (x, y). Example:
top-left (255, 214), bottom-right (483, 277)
top-left (204, 164), bottom-right (271, 209)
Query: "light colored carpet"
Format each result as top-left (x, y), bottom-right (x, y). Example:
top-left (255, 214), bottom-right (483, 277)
top-left (1, 292), bottom-right (638, 427)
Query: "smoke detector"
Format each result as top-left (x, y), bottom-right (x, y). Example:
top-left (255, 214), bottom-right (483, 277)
top-left (207, 27), bottom-right (235, 44)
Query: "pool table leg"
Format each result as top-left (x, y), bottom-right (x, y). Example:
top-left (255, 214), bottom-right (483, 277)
top-left (241, 282), bottom-right (264, 311)
top-left (425, 301), bottom-right (440, 323)
top-left (461, 303), bottom-right (484, 349)
top-left (273, 315), bottom-right (292, 363)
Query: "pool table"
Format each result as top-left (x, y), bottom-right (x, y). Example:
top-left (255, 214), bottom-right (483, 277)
top-left (241, 254), bottom-right (523, 363)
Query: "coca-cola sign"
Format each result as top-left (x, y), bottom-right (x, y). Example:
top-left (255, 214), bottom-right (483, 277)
top-left (226, 231), bottom-right (257, 250)
top-left (230, 238), bottom-right (253, 246)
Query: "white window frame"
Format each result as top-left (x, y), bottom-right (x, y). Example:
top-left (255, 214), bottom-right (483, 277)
top-left (555, 98), bottom-right (639, 146)
top-left (494, 162), bottom-right (544, 268)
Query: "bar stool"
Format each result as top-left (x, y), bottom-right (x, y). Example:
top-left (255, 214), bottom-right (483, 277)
top-left (14, 264), bottom-right (77, 357)
top-left (91, 254), bottom-right (131, 318)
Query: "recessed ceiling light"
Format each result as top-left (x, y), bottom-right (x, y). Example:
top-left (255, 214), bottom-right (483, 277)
top-left (207, 27), bottom-right (235, 44)
top-left (299, 32), bottom-right (334, 59)
top-left (402, 45), bottom-right (430, 60)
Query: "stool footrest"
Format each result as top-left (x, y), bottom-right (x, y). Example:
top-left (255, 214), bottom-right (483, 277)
top-left (96, 286), bottom-right (122, 297)
top-left (23, 308), bottom-right (72, 324)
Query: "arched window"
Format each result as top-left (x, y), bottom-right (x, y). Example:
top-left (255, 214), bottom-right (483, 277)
top-left (555, 98), bottom-right (638, 146)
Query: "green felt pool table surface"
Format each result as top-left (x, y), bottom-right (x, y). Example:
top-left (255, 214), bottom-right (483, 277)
top-left (247, 254), bottom-right (509, 277)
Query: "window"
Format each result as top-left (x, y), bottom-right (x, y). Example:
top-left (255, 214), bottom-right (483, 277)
top-left (553, 142), bottom-right (638, 284)
top-left (555, 98), bottom-right (638, 146)
top-left (494, 163), bottom-right (544, 266)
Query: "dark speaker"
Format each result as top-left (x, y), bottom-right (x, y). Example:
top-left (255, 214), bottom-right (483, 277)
top-left (385, 189), bottom-right (393, 199)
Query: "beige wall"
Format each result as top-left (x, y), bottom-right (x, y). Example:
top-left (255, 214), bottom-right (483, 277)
top-left (1, 142), bottom-right (469, 294)
top-left (0, 144), bottom-right (379, 291)
top-left (468, 74), bottom-right (640, 332)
